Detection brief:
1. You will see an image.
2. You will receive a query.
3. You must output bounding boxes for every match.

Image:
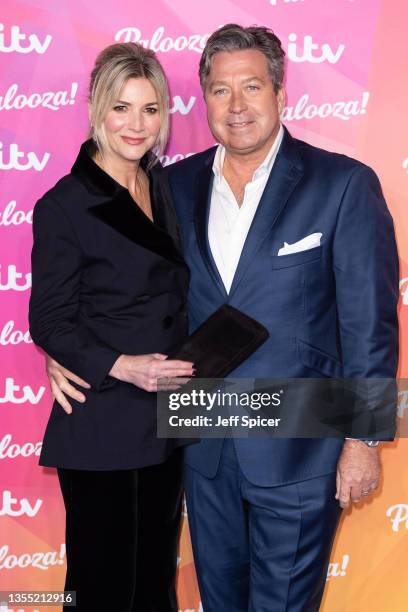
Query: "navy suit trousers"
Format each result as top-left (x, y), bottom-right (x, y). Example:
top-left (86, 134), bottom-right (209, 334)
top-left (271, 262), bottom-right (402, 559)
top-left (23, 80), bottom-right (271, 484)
top-left (185, 439), bottom-right (341, 612)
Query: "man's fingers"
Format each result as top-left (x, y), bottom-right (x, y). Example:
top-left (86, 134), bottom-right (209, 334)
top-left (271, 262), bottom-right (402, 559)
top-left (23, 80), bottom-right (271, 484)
top-left (50, 379), bottom-right (72, 415)
top-left (337, 479), bottom-right (351, 508)
top-left (350, 485), bottom-right (364, 503)
top-left (335, 470), bottom-right (340, 499)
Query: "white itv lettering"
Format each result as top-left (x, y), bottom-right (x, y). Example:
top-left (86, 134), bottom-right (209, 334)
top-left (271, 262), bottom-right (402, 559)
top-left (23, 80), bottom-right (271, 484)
top-left (0, 265), bottom-right (31, 291)
top-left (0, 142), bottom-right (50, 171)
top-left (0, 378), bottom-right (45, 404)
top-left (287, 33), bottom-right (345, 64)
top-left (0, 23), bottom-right (52, 54)
top-left (170, 95), bottom-right (196, 116)
top-left (0, 490), bottom-right (42, 517)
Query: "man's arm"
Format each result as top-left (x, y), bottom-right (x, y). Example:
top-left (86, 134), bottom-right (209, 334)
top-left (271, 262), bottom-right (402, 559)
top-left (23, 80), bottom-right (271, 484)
top-left (332, 164), bottom-right (399, 507)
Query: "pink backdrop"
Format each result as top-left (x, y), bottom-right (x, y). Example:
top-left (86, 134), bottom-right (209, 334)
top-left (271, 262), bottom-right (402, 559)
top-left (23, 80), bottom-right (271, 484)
top-left (1, 1), bottom-right (408, 610)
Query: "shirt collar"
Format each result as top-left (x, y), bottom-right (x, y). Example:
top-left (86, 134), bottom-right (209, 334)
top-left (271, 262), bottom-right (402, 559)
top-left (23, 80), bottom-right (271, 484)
top-left (212, 123), bottom-right (284, 184)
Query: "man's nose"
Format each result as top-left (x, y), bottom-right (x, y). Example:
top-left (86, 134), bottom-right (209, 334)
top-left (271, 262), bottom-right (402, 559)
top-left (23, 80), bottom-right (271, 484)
top-left (229, 90), bottom-right (247, 114)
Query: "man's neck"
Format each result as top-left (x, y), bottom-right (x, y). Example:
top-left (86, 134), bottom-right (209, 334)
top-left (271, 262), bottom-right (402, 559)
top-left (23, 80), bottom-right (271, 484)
top-left (222, 126), bottom-right (281, 182)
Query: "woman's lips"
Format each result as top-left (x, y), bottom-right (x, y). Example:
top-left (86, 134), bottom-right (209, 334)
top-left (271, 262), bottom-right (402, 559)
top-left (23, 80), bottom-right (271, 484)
top-left (121, 136), bottom-right (146, 145)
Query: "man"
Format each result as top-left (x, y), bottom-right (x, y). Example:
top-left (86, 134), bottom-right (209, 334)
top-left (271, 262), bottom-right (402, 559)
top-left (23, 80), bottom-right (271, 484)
top-left (46, 24), bottom-right (398, 612)
top-left (164, 24), bottom-right (399, 611)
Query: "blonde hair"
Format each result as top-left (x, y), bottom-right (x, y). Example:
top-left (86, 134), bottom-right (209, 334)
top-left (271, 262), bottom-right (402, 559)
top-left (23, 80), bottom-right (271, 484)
top-left (88, 43), bottom-right (169, 166)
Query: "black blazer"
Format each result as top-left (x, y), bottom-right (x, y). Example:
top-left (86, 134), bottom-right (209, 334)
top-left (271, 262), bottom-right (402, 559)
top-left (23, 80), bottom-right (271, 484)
top-left (29, 141), bottom-right (190, 470)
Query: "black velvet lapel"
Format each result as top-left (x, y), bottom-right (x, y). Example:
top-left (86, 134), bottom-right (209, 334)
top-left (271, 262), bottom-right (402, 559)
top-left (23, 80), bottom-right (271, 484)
top-left (71, 140), bottom-right (185, 264)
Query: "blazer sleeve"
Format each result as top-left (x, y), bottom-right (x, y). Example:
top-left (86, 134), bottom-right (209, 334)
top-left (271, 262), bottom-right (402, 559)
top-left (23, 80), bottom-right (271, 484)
top-left (29, 194), bottom-right (120, 392)
top-left (333, 165), bottom-right (399, 438)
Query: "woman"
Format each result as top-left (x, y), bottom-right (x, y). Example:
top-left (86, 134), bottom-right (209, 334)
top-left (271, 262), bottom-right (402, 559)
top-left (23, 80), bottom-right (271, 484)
top-left (29, 42), bottom-right (194, 612)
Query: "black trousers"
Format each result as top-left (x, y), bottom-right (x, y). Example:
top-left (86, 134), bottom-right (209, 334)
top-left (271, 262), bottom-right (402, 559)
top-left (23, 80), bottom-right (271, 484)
top-left (57, 450), bottom-right (183, 612)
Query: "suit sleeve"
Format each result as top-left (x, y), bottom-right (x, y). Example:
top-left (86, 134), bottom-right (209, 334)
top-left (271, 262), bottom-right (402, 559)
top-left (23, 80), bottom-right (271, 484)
top-left (333, 165), bottom-right (399, 438)
top-left (29, 195), bottom-right (120, 391)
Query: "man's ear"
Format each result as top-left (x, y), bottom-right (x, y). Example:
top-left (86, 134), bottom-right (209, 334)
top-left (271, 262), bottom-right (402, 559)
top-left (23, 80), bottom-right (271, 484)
top-left (277, 87), bottom-right (285, 115)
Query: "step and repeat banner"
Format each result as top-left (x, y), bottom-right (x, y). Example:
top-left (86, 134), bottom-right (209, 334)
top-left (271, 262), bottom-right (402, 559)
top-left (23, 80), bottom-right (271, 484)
top-left (1, 1), bottom-right (408, 610)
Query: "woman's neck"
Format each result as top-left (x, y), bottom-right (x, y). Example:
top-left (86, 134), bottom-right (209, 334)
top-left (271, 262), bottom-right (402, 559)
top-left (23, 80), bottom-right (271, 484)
top-left (94, 150), bottom-right (141, 192)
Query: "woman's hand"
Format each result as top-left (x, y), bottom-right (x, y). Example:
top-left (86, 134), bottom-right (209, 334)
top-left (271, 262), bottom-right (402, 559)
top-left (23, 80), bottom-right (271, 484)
top-left (109, 353), bottom-right (195, 392)
top-left (45, 354), bottom-right (91, 415)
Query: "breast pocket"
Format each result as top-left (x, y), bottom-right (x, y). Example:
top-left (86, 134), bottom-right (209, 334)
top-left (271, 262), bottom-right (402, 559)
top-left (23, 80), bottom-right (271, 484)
top-left (270, 245), bottom-right (322, 269)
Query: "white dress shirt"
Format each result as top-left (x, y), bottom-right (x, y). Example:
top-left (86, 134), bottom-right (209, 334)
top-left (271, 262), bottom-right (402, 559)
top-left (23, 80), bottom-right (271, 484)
top-left (208, 124), bottom-right (284, 293)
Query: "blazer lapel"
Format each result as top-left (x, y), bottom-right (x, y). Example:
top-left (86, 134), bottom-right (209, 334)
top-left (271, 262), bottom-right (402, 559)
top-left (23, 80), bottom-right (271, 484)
top-left (195, 154), bottom-right (228, 299)
top-left (228, 129), bottom-right (304, 298)
top-left (72, 140), bottom-right (184, 264)
top-left (88, 191), bottom-right (185, 264)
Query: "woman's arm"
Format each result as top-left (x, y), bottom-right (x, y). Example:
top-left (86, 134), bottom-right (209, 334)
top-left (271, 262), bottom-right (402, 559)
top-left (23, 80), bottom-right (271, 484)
top-left (46, 352), bottom-right (194, 414)
top-left (29, 195), bottom-right (121, 391)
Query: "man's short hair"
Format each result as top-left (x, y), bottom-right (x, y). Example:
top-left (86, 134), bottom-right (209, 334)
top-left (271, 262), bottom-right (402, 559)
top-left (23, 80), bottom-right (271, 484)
top-left (199, 23), bottom-right (285, 93)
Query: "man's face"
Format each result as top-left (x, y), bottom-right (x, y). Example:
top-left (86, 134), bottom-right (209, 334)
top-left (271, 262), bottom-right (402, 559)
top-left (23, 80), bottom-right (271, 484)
top-left (204, 49), bottom-right (284, 158)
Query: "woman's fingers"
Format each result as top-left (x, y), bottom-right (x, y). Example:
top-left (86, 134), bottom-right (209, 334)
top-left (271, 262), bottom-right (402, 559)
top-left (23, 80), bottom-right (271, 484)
top-left (52, 371), bottom-right (87, 403)
top-left (50, 377), bottom-right (73, 415)
top-left (157, 376), bottom-right (191, 391)
top-left (61, 368), bottom-right (91, 389)
top-left (163, 359), bottom-right (195, 370)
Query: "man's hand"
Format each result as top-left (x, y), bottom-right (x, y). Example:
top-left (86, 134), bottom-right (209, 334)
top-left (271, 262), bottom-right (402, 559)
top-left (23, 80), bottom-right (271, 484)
top-left (109, 353), bottom-right (194, 392)
top-left (45, 354), bottom-right (91, 415)
top-left (335, 439), bottom-right (381, 508)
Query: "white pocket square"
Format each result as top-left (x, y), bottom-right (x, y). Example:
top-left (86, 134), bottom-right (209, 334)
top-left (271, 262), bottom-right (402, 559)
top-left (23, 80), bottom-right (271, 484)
top-left (278, 232), bottom-right (322, 256)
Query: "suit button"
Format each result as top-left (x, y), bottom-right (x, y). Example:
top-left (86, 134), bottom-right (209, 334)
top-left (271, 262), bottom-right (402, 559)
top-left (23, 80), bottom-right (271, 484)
top-left (163, 315), bottom-right (174, 329)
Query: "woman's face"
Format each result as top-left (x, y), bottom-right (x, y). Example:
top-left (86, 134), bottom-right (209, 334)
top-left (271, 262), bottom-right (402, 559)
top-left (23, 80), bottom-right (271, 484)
top-left (100, 77), bottom-right (161, 166)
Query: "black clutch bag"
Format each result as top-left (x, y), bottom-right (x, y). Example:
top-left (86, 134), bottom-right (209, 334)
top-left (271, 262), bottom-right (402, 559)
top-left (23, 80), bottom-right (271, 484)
top-left (170, 305), bottom-right (269, 378)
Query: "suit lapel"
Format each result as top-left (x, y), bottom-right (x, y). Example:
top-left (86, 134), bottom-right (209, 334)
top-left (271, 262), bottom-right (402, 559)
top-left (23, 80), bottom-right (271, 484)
top-left (228, 129), bottom-right (304, 298)
top-left (195, 155), bottom-right (228, 299)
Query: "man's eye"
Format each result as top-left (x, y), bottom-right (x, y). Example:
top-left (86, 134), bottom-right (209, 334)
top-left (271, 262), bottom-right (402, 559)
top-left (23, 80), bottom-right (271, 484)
top-left (247, 85), bottom-right (260, 91)
top-left (214, 89), bottom-right (227, 96)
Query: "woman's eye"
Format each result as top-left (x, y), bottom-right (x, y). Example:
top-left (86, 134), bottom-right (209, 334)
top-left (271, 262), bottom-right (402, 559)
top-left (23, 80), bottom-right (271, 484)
top-left (145, 107), bottom-right (158, 114)
top-left (113, 105), bottom-right (127, 112)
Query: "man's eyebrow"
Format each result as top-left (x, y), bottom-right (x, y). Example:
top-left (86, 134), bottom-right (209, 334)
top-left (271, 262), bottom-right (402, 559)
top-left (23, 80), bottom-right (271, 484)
top-left (209, 76), bottom-right (266, 87)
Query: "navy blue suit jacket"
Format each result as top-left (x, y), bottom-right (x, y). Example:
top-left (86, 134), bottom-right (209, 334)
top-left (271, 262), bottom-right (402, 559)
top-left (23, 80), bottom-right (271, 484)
top-left (166, 127), bottom-right (399, 486)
